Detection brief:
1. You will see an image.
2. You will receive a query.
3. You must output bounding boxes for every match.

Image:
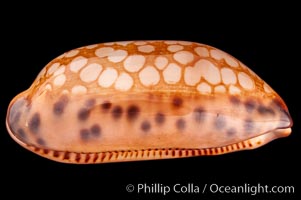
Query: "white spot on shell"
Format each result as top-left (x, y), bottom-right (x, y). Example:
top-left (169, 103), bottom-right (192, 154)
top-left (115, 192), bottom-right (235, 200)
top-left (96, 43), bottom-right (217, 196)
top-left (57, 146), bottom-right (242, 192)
top-left (71, 85), bottom-right (87, 95)
top-left (95, 47), bottom-right (114, 58)
top-left (163, 63), bottom-right (181, 84)
top-left (195, 59), bottom-right (221, 85)
top-left (194, 47), bottom-right (209, 57)
top-left (56, 53), bottom-right (65, 59)
top-left (47, 62), bottom-right (60, 75)
top-left (167, 45), bottom-right (184, 52)
top-left (107, 50), bottom-right (128, 63)
top-left (178, 41), bottom-right (192, 45)
top-left (134, 41), bottom-right (147, 45)
top-left (98, 68), bottom-right (118, 88)
top-left (210, 49), bottom-right (239, 68)
top-left (214, 85), bottom-right (226, 93)
top-left (238, 72), bottom-right (254, 90)
top-left (173, 51), bottom-right (194, 65)
top-left (197, 82), bottom-right (211, 94)
top-left (124, 55), bottom-right (146, 72)
top-left (229, 85), bottom-right (241, 94)
top-left (61, 90), bottom-right (69, 95)
top-left (53, 74), bottom-right (66, 87)
top-left (45, 84), bottom-right (52, 91)
top-left (116, 41), bottom-right (132, 46)
top-left (263, 83), bottom-right (273, 93)
top-left (53, 65), bottom-right (65, 76)
top-left (65, 49), bottom-right (79, 58)
top-left (115, 72), bottom-right (133, 91)
top-left (104, 42), bottom-right (115, 46)
top-left (221, 67), bottom-right (237, 85)
top-left (70, 56), bottom-right (88, 73)
top-left (155, 56), bottom-right (168, 70)
top-left (80, 63), bottom-right (103, 83)
top-left (184, 65), bottom-right (202, 86)
top-left (85, 44), bottom-right (98, 49)
top-left (96, 47), bottom-right (127, 62)
top-left (37, 67), bottom-right (46, 79)
top-left (138, 45), bottom-right (155, 53)
top-left (139, 66), bottom-right (160, 86)
top-left (164, 41), bottom-right (178, 45)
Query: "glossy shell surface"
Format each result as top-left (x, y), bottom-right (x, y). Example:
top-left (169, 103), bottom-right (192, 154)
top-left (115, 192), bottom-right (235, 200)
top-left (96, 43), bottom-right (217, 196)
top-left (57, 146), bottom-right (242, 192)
top-left (6, 41), bottom-right (293, 164)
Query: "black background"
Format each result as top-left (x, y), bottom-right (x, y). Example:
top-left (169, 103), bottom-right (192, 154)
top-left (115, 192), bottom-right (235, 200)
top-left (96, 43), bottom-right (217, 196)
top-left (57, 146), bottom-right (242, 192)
top-left (1, 3), bottom-right (299, 199)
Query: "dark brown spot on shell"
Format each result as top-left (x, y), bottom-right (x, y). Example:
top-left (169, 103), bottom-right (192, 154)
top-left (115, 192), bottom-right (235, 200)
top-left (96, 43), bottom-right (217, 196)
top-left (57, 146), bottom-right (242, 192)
top-left (90, 124), bottom-right (101, 137)
top-left (78, 108), bottom-right (90, 121)
top-left (29, 113), bottom-right (40, 133)
top-left (193, 107), bottom-right (206, 123)
top-left (257, 105), bottom-right (275, 116)
top-left (43, 149), bottom-right (49, 154)
top-left (245, 99), bottom-right (256, 113)
top-left (155, 112), bottom-right (165, 125)
top-left (53, 151), bottom-right (60, 157)
top-left (53, 95), bottom-right (68, 115)
top-left (141, 120), bottom-right (151, 132)
top-left (244, 118), bottom-right (254, 134)
top-left (227, 128), bottom-right (236, 136)
top-left (127, 105), bottom-right (140, 121)
top-left (85, 98), bottom-right (96, 108)
top-left (214, 115), bottom-right (226, 130)
top-left (63, 152), bottom-right (70, 160)
top-left (93, 153), bottom-right (99, 162)
top-left (230, 96), bottom-right (240, 105)
top-left (176, 118), bottom-right (186, 131)
top-left (33, 147), bottom-right (40, 152)
top-left (80, 129), bottom-right (90, 140)
top-left (36, 138), bottom-right (46, 146)
top-left (81, 125), bottom-right (101, 141)
top-left (101, 101), bottom-right (112, 110)
top-left (53, 102), bottom-right (65, 116)
top-left (172, 97), bottom-right (183, 107)
top-left (112, 106), bottom-right (123, 119)
top-left (8, 97), bottom-right (26, 127)
top-left (75, 153), bottom-right (81, 162)
top-left (172, 150), bottom-right (176, 157)
top-left (85, 154), bottom-right (91, 163)
top-left (17, 128), bottom-right (27, 140)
